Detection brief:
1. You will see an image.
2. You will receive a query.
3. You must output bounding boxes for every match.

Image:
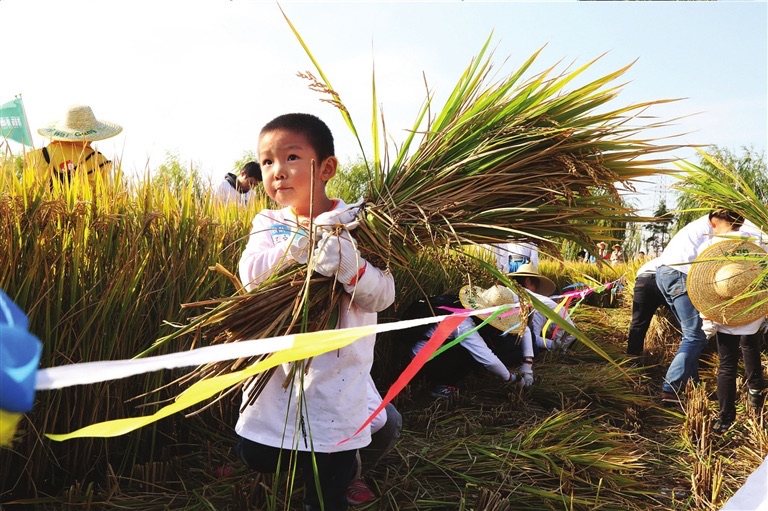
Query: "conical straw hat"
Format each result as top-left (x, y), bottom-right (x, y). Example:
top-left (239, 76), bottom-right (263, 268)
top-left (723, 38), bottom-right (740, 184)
top-left (506, 262), bottom-right (557, 296)
top-left (458, 284), bottom-right (524, 335)
top-left (688, 239), bottom-right (768, 326)
top-left (38, 105), bottom-right (122, 142)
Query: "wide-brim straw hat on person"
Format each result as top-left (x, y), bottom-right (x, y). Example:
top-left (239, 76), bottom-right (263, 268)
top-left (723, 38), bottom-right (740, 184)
top-left (38, 105), bottom-right (123, 142)
top-left (688, 239), bottom-right (768, 326)
top-left (459, 284), bottom-right (524, 335)
top-left (506, 262), bottom-right (557, 297)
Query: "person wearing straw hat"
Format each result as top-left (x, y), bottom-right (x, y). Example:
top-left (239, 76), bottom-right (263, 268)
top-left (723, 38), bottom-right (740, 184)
top-left (654, 210), bottom-right (744, 405)
top-left (589, 242), bottom-right (609, 264)
top-left (403, 285), bottom-right (535, 399)
top-left (689, 231), bottom-right (768, 434)
top-left (610, 244), bottom-right (624, 266)
top-left (26, 104), bottom-right (122, 189)
top-left (508, 263), bottom-right (576, 351)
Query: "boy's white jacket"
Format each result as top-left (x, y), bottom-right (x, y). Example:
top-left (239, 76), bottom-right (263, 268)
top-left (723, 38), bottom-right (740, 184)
top-left (236, 199), bottom-right (395, 451)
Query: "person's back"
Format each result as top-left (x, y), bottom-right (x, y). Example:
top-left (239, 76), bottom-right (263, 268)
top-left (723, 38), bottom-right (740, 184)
top-left (655, 214), bottom-right (712, 274)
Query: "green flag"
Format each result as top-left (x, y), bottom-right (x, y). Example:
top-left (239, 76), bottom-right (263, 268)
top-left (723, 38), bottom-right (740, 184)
top-left (0, 97), bottom-right (33, 146)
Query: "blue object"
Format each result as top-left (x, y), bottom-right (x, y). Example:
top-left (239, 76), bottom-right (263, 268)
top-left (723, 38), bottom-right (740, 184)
top-left (0, 289), bottom-right (42, 413)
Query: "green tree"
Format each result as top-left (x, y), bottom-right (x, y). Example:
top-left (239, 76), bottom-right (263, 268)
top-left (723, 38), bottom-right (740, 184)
top-left (232, 150), bottom-right (259, 175)
top-left (644, 198), bottom-right (673, 256)
top-left (151, 152), bottom-right (204, 198)
top-left (675, 146), bottom-right (767, 228)
top-left (327, 156), bottom-right (370, 203)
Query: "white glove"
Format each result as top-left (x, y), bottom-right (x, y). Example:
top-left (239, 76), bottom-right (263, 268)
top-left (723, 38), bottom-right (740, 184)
top-left (702, 319), bottom-right (718, 340)
top-left (288, 233), bottom-right (310, 264)
top-left (313, 231), bottom-right (366, 285)
top-left (519, 361), bottom-right (534, 388)
top-left (313, 200), bottom-right (362, 236)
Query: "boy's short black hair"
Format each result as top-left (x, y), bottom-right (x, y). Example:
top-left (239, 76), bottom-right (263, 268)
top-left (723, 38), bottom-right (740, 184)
top-left (242, 161), bottom-right (262, 181)
top-left (260, 113), bottom-right (335, 163)
top-left (709, 209), bottom-right (744, 230)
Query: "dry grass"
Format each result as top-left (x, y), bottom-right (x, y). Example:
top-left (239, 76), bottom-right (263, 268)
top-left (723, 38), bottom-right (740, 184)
top-left (6, 299), bottom-right (766, 511)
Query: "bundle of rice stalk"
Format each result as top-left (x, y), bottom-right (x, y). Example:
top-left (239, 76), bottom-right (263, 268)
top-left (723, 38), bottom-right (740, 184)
top-left (145, 33), bottom-right (689, 409)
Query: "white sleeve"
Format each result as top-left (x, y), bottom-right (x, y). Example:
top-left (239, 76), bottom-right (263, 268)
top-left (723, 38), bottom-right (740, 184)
top-left (528, 244), bottom-right (539, 268)
top-left (341, 229), bottom-right (395, 313)
top-left (456, 318), bottom-right (511, 380)
top-left (238, 210), bottom-right (301, 291)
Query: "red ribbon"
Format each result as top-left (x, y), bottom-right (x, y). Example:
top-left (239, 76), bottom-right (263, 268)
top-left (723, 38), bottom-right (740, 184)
top-left (337, 313), bottom-right (468, 445)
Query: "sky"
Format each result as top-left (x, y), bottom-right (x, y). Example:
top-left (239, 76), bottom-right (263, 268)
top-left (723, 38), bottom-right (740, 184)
top-left (1, 0), bottom-right (766, 213)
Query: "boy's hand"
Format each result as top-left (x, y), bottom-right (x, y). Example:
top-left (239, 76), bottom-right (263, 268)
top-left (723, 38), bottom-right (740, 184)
top-left (313, 200), bottom-right (362, 236)
top-left (313, 231), bottom-right (366, 285)
top-left (288, 234), bottom-right (310, 264)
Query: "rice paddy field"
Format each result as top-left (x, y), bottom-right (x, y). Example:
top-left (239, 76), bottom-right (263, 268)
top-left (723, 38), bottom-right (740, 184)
top-left (1, 168), bottom-right (766, 511)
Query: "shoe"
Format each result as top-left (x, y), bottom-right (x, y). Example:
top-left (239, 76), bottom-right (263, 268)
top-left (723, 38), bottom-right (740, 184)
top-left (345, 477), bottom-right (376, 506)
top-left (748, 389), bottom-right (765, 409)
top-left (430, 384), bottom-right (458, 399)
top-left (661, 391), bottom-right (680, 405)
top-left (712, 419), bottom-right (733, 435)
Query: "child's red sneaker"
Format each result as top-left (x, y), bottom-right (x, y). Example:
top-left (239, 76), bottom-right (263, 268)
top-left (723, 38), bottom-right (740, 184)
top-left (345, 477), bottom-right (376, 505)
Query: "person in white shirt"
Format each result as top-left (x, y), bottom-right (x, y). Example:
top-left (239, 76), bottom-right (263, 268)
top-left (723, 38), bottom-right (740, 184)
top-left (214, 161), bottom-right (262, 206)
top-left (492, 241), bottom-right (539, 273)
top-left (654, 210), bottom-right (743, 404)
top-left (403, 286), bottom-right (535, 399)
top-left (688, 230), bottom-right (767, 433)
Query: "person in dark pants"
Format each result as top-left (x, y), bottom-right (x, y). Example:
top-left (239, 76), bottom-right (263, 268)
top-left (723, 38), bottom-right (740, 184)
top-left (688, 236), bottom-right (768, 434)
top-left (712, 331), bottom-right (765, 433)
top-left (627, 257), bottom-right (665, 357)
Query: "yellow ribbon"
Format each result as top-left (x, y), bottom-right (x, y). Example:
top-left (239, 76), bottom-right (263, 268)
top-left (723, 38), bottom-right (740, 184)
top-left (46, 325), bottom-right (376, 441)
top-left (0, 410), bottom-right (22, 446)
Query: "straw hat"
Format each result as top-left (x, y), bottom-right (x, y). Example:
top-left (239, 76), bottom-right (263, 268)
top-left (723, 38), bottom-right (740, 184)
top-left (507, 262), bottom-right (557, 297)
top-left (458, 284), bottom-right (524, 335)
top-left (688, 239), bottom-right (768, 326)
top-left (38, 105), bottom-right (122, 141)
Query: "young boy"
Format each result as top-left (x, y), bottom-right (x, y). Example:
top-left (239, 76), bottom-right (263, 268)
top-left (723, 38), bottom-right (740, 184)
top-left (214, 161), bottom-right (262, 206)
top-left (235, 113), bottom-right (395, 511)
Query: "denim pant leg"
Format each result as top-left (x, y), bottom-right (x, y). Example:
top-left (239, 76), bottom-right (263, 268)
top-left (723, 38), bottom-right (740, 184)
top-left (656, 266), bottom-right (707, 393)
top-left (716, 333), bottom-right (740, 423)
